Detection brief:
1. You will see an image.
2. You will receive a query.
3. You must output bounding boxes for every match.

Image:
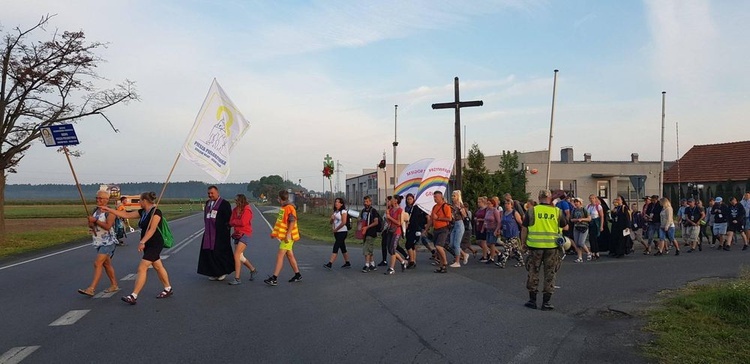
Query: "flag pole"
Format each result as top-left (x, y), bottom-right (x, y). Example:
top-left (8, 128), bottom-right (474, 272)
top-left (545, 69), bottom-right (559, 191)
top-left (155, 153), bottom-right (182, 207)
top-left (63, 146), bottom-right (89, 216)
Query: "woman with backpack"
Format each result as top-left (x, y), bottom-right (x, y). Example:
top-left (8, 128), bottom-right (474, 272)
top-left (324, 197), bottom-right (351, 269)
top-left (570, 197), bottom-right (592, 262)
top-left (103, 191), bottom-right (173, 305)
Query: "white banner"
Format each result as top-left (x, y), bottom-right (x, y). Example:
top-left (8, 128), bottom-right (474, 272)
top-left (394, 158), bottom-right (434, 208)
top-left (414, 159), bottom-right (454, 214)
top-left (181, 79), bottom-right (250, 182)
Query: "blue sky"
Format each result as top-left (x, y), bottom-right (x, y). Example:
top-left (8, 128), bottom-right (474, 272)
top-left (3, 0), bottom-right (747, 191)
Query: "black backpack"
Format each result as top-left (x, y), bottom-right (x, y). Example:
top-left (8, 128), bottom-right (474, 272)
top-left (344, 210), bottom-right (353, 230)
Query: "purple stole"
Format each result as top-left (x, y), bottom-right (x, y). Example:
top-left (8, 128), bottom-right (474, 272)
top-left (202, 198), bottom-right (223, 250)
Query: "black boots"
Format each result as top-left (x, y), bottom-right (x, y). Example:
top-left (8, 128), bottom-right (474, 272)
top-left (541, 293), bottom-right (554, 311)
top-left (524, 292), bottom-right (538, 309)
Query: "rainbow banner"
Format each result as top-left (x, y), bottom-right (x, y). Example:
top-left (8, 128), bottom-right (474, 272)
top-left (414, 159), bottom-right (454, 214)
top-left (394, 158), bottom-right (433, 207)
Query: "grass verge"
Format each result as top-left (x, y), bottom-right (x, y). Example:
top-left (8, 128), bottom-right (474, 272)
top-left (644, 272), bottom-right (750, 363)
top-left (289, 210), bottom-right (356, 244)
top-left (0, 205), bottom-right (197, 258)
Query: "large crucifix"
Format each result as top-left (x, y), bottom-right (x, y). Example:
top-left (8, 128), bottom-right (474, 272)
top-left (432, 77), bottom-right (483, 191)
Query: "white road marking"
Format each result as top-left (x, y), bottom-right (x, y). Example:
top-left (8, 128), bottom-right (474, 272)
top-left (93, 290), bottom-right (118, 299)
top-left (0, 244), bottom-right (89, 271)
top-left (160, 255), bottom-right (170, 260)
top-left (254, 204), bottom-right (274, 230)
top-left (508, 346), bottom-right (538, 364)
top-left (120, 273), bottom-right (136, 281)
top-left (0, 346), bottom-right (40, 364)
top-left (167, 229), bottom-right (204, 256)
top-left (49, 310), bottom-right (90, 326)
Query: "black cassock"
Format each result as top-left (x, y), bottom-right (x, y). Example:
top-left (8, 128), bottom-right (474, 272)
top-left (197, 198), bottom-right (235, 277)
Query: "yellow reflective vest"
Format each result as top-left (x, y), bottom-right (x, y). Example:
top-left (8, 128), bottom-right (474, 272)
top-left (271, 203), bottom-right (300, 242)
top-left (526, 204), bottom-right (561, 249)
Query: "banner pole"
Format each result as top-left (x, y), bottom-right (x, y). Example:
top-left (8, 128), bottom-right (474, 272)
top-left (156, 153), bottom-right (182, 207)
top-left (63, 146), bottom-right (89, 216)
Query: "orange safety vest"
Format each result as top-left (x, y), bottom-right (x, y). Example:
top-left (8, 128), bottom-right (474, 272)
top-left (271, 203), bottom-right (300, 241)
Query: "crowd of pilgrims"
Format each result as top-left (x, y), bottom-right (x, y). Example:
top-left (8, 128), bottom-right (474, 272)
top-left (325, 191), bottom-right (750, 273)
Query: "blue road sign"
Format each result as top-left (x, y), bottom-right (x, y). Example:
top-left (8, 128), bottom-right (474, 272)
top-left (41, 124), bottom-right (80, 147)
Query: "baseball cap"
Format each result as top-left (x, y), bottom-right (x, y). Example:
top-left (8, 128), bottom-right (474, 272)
top-left (715, 197), bottom-right (723, 203)
top-left (687, 198), bottom-right (695, 202)
top-left (651, 195), bottom-right (659, 199)
top-left (642, 196), bottom-right (650, 200)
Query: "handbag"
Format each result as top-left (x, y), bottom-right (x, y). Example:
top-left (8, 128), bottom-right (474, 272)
top-left (231, 231), bottom-right (243, 240)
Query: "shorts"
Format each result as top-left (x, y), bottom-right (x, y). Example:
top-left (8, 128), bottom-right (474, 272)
top-left (712, 222), bottom-right (728, 235)
top-left (234, 234), bottom-right (252, 245)
top-left (474, 230), bottom-right (486, 241)
top-left (95, 244), bottom-right (116, 258)
top-left (362, 235), bottom-right (375, 256)
top-left (728, 223), bottom-right (744, 233)
top-left (405, 231), bottom-right (418, 250)
top-left (685, 226), bottom-right (700, 243)
top-left (142, 242), bottom-right (163, 262)
top-left (486, 231), bottom-right (499, 245)
top-left (433, 228), bottom-right (450, 248)
top-left (746, 217), bottom-right (750, 229)
top-left (658, 227), bottom-right (675, 241)
top-left (278, 239), bottom-right (295, 251)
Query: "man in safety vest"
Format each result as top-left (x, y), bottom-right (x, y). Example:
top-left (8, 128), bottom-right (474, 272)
top-left (264, 189), bottom-right (302, 286)
top-left (521, 189), bottom-right (568, 310)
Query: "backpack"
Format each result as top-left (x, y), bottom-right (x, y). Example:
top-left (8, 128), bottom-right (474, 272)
top-left (158, 217), bottom-right (174, 248)
top-left (114, 218), bottom-right (126, 239)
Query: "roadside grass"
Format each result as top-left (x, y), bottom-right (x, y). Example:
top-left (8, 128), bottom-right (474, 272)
top-left (0, 204), bottom-right (197, 258)
top-left (644, 271), bottom-right (750, 364)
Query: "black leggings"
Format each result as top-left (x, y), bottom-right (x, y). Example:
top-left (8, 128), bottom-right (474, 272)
top-left (699, 224), bottom-right (709, 243)
top-left (333, 231), bottom-right (348, 254)
top-left (381, 230), bottom-right (408, 261)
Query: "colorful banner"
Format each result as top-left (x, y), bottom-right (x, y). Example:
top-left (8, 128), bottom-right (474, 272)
top-left (181, 79), bottom-right (250, 182)
top-left (414, 159), bottom-right (454, 214)
top-left (394, 158), bottom-right (434, 207)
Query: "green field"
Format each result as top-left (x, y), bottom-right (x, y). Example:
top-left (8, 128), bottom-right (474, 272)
top-left (0, 203), bottom-right (198, 258)
top-left (644, 272), bottom-right (750, 363)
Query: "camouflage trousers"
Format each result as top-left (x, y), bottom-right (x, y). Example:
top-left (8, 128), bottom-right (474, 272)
top-left (525, 247), bottom-right (562, 295)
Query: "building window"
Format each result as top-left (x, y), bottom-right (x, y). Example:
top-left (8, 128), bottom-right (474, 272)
top-left (390, 177), bottom-right (395, 185)
top-left (597, 181), bottom-right (609, 199)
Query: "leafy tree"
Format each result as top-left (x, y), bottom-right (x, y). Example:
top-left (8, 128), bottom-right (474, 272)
top-left (0, 15), bottom-right (138, 242)
top-left (494, 150), bottom-right (528, 202)
top-left (462, 143), bottom-right (496, 210)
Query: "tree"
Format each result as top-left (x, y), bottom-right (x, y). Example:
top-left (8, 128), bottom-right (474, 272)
top-left (462, 143), bottom-right (496, 210)
top-left (0, 15), bottom-right (138, 241)
top-left (494, 150), bottom-right (528, 202)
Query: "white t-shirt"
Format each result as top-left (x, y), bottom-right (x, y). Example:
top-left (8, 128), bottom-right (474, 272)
top-left (332, 210), bottom-right (348, 232)
top-left (586, 204), bottom-right (601, 219)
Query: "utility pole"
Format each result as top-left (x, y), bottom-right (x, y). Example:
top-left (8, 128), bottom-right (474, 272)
top-left (545, 69), bottom-right (559, 190)
top-left (335, 160), bottom-right (342, 196)
top-left (660, 91), bottom-right (666, 197)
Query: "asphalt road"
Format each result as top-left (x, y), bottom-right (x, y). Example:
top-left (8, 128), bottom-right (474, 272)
top-left (1, 206), bottom-right (749, 364)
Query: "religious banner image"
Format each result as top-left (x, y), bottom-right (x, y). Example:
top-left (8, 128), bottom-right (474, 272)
top-left (394, 158), bottom-right (433, 208)
top-left (181, 79), bottom-right (251, 182)
top-left (414, 159), bottom-right (454, 214)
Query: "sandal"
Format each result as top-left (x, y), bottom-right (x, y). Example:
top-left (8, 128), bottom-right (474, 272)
top-left (78, 288), bottom-right (95, 297)
top-left (121, 294), bottom-right (137, 305)
top-left (104, 286), bottom-right (120, 293)
top-left (156, 288), bottom-right (173, 299)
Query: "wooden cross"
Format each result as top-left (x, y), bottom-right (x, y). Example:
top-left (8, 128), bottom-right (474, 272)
top-left (323, 154), bottom-right (333, 167)
top-left (432, 77), bottom-right (483, 190)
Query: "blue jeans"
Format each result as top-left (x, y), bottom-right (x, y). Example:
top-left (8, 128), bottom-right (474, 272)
top-left (450, 221), bottom-right (465, 257)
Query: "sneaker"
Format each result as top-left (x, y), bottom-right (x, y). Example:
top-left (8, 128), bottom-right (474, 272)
top-left (263, 276), bottom-right (278, 286)
top-left (377, 261), bottom-right (387, 267)
top-left (121, 294), bottom-right (137, 305)
top-left (217, 274), bottom-right (227, 281)
top-left (288, 273), bottom-right (302, 283)
top-left (208, 276), bottom-right (218, 281)
top-left (687, 248), bottom-right (694, 253)
top-left (574, 258), bottom-right (583, 263)
top-left (401, 262), bottom-right (407, 272)
top-left (362, 265), bottom-right (369, 273)
top-left (462, 254), bottom-right (469, 265)
top-left (249, 269), bottom-right (257, 281)
top-left (384, 268), bottom-right (395, 275)
top-left (407, 262), bottom-right (416, 269)
top-left (586, 253), bottom-right (592, 261)
top-left (341, 262), bottom-right (351, 269)
top-left (323, 262), bottom-right (332, 270)
top-left (228, 278), bottom-right (242, 285)
top-left (449, 262), bottom-right (461, 268)
top-left (675, 250), bottom-right (680, 256)
top-left (368, 265), bottom-right (377, 272)
top-left (479, 258), bottom-right (489, 263)
top-left (485, 258), bottom-right (495, 265)
top-left (723, 246), bottom-right (731, 251)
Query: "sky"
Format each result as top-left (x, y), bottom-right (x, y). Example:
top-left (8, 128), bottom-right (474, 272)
top-left (3, 0), bottom-right (748, 192)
